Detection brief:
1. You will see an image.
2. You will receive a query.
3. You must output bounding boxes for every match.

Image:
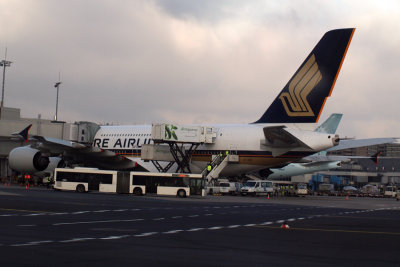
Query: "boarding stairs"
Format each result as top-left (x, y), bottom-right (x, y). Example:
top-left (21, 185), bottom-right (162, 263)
top-left (202, 154), bottom-right (239, 184)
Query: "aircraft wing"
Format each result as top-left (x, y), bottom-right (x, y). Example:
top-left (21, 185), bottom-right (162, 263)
top-left (31, 135), bottom-right (87, 154)
top-left (327, 138), bottom-right (400, 152)
top-left (12, 129), bottom-right (138, 171)
top-left (32, 136), bottom-right (137, 170)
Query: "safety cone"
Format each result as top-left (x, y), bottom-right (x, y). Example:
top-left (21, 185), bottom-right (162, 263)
top-left (25, 184), bottom-right (28, 190)
top-left (281, 222), bottom-right (290, 229)
top-left (267, 194), bottom-right (270, 200)
top-left (346, 195), bottom-right (349, 200)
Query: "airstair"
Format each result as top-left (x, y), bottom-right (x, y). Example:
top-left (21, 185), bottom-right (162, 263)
top-left (201, 154), bottom-right (239, 184)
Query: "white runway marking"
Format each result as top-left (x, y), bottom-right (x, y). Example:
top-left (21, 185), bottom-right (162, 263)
top-left (163, 230), bottom-right (183, 234)
top-left (134, 232), bottom-right (158, 237)
top-left (53, 218), bottom-right (144, 226)
top-left (187, 228), bottom-right (204, 232)
top-left (227, 225), bottom-right (241, 228)
top-left (72, 211), bottom-right (90, 214)
top-left (60, 237), bottom-right (96, 243)
top-left (100, 235), bottom-right (130, 240)
top-left (208, 226), bottom-right (223, 230)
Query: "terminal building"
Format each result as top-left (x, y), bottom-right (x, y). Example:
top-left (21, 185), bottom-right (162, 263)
top-left (0, 105), bottom-right (98, 180)
top-left (292, 142), bottom-right (400, 190)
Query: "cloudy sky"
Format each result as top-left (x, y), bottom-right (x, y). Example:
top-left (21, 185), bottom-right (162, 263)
top-left (1, 0), bottom-right (399, 138)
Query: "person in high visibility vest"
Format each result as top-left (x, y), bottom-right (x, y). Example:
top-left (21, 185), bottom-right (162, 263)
top-left (207, 165), bottom-right (212, 172)
top-left (225, 150), bottom-right (229, 156)
top-left (46, 177), bottom-right (51, 188)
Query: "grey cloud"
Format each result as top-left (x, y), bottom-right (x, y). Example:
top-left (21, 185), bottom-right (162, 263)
top-left (1, 0), bottom-right (400, 139)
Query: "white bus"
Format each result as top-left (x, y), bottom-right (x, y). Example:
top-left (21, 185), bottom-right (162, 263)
top-left (54, 168), bottom-right (119, 193)
top-left (130, 172), bottom-right (204, 198)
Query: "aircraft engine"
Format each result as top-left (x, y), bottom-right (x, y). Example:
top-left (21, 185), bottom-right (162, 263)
top-left (8, 147), bottom-right (50, 173)
top-left (43, 157), bottom-right (66, 173)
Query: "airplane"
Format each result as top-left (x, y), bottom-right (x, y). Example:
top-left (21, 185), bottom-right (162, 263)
top-left (263, 113), bottom-right (344, 179)
top-left (264, 114), bottom-right (399, 179)
top-left (8, 28), bottom-right (355, 177)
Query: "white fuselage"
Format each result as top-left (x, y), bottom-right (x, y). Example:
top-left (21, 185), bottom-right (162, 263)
top-left (92, 123), bottom-right (336, 176)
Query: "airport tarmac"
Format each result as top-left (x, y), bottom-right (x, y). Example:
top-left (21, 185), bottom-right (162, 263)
top-left (0, 185), bottom-right (400, 266)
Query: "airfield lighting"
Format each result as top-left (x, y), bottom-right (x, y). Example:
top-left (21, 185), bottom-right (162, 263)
top-left (0, 48), bottom-right (12, 110)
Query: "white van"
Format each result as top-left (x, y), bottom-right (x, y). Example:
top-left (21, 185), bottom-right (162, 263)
top-left (219, 182), bottom-right (241, 195)
top-left (384, 186), bottom-right (397, 198)
top-left (240, 180), bottom-right (274, 196)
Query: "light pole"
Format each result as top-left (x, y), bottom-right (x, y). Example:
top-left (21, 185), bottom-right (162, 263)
top-left (54, 81), bottom-right (62, 121)
top-left (0, 48), bottom-right (12, 109)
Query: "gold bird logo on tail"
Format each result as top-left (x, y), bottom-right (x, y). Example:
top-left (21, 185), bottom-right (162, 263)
top-left (279, 54), bottom-right (322, 117)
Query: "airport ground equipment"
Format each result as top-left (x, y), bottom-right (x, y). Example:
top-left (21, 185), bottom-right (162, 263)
top-left (201, 154), bottom-right (239, 185)
top-left (142, 124), bottom-right (217, 173)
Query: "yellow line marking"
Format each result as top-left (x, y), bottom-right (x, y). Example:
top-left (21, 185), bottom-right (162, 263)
top-left (255, 225), bottom-right (400, 235)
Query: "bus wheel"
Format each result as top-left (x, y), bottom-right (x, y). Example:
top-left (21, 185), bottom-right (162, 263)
top-left (133, 187), bottom-right (142, 196)
top-left (76, 184), bottom-right (85, 193)
top-left (177, 189), bottom-right (186, 198)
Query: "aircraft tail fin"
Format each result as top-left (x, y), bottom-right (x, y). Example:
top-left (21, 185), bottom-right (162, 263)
top-left (12, 124), bottom-right (32, 143)
top-left (314, 113), bottom-right (343, 134)
top-left (254, 28), bottom-right (355, 124)
top-left (370, 152), bottom-right (382, 165)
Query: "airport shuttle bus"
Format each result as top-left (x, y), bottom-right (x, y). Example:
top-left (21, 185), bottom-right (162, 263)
top-left (130, 172), bottom-right (204, 198)
top-left (54, 168), bottom-right (118, 193)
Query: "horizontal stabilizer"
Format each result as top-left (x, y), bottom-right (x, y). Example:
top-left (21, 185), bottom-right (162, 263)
top-left (261, 126), bottom-right (310, 157)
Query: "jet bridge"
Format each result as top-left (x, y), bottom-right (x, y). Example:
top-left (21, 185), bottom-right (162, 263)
top-left (141, 124), bottom-right (217, 173)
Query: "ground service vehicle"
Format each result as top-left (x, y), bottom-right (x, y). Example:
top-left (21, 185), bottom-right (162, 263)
top-left (54, 168), bottom-right (118, 193)
top-left (130, 172), bottom-right (204, 198)
top-left (384, 186), bottom-right (397, 198)
top-left (318, 183), bottom-right (334, 195)
top-left (361, 184), bottom-right (379, 197)
top-left (295, 183), bottom-right (309, 196)
top-left (219, 182), bottom-right (241, 195)
top-left (240, 180), bottom-right (273, 196)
